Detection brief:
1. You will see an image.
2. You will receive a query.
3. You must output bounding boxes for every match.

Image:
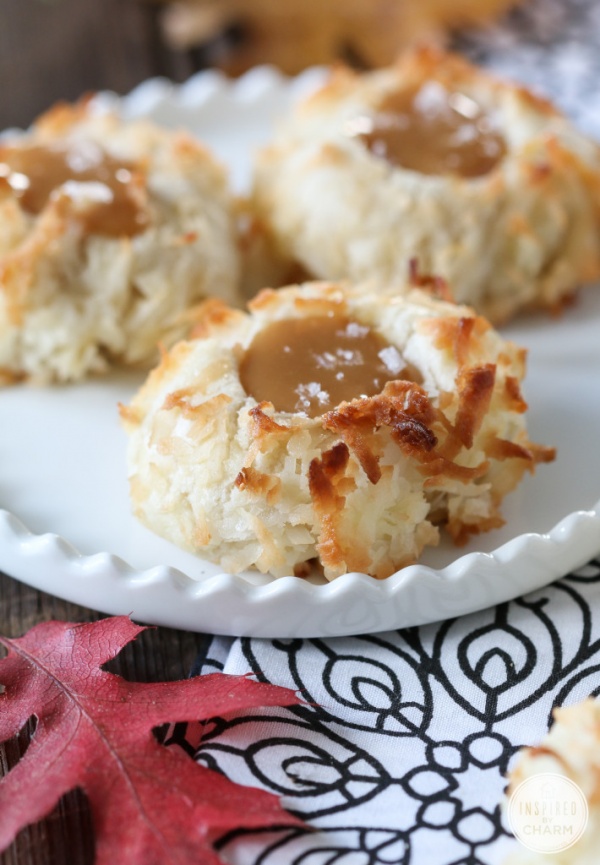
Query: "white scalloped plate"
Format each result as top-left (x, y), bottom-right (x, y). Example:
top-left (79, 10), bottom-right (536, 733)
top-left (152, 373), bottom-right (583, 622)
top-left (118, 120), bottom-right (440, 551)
top-left (1, 67), bottom-right (600, 638)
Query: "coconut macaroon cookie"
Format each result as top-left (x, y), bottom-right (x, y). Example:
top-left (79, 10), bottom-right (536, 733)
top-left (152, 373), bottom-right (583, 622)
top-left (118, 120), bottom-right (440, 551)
top-left (122, 280), bottom-right (554, 580)
top-left (0, 102), bottom-right (241, 383)
top-left (252, 48), bottom-right (600, 324)
top-left (504, 699), bottom-right (600, 864)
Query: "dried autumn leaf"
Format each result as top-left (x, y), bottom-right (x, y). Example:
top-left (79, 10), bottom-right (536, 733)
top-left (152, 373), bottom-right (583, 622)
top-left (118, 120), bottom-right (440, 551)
top-left (0, 616), bottom-right (305, 864)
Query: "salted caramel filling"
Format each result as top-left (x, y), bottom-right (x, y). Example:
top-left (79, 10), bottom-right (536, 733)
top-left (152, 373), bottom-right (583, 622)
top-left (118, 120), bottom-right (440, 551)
top-left (350, 81), bottom-right (506, 178)
top-left (0, 143), bottom-right (148, 236)
top-left (240, 314), bottom-right (418, 418)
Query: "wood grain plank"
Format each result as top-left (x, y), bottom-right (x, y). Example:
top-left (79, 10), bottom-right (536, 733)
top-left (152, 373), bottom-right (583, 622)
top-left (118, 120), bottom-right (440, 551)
top-left (0, 0), bottom-right (195, 130)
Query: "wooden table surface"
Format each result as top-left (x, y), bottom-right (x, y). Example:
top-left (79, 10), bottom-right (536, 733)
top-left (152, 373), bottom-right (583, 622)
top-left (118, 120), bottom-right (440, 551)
top-left (0, 2), bottom-right (212, 861)
top-left (0, 574), bottom-right (206, 865)
top-left (0, 0), bottom-right (205, 131)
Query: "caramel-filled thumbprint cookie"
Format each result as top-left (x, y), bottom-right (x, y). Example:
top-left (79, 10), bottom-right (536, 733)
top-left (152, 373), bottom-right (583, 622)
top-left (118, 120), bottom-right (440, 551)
top-left (122, 280), bottom-right (554, 580)
top-left (0, 102), bottom-right (241, 383)
top-left (252, 47), bottom-right (600, 324)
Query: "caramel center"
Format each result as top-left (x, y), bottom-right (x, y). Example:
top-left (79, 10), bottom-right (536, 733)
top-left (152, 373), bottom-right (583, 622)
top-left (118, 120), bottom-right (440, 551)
top-left (0, 143), bottom-right (148, 236)
top-left (240, 314), bottom-right (417, 418)
top-left (350, 82), bottom-right (506, 178)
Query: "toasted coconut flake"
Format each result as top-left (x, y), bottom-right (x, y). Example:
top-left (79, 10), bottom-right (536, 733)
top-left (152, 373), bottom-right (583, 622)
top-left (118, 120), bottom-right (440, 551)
top-left (454, 364), bottom-right (496, 448)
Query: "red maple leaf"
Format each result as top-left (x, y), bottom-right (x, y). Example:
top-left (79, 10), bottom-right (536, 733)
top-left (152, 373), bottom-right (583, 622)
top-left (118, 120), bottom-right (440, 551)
top-left (0, 616), bottom-right (305, 864)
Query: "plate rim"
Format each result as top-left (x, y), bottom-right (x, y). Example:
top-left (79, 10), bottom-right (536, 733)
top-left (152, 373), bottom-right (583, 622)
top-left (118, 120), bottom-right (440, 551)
top-left (2, 65), bottom-right (600, 636)
top-left (1, 497), bottom-right (599, 637)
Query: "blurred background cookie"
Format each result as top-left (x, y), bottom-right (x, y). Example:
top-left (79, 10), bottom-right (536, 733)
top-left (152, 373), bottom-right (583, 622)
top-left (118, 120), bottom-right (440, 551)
top-left (251, 48), bottom-right (600, 323)
top-left (0, 102), bottom-right (241, 384)
top-left (154, 0), bottom-right (521, 75)
top-left (504, 698), bottom-right (599, 863)
top-left (122, 279), bottom-right (553, 580)
top-left (0, 0), bottom-right (524, 129)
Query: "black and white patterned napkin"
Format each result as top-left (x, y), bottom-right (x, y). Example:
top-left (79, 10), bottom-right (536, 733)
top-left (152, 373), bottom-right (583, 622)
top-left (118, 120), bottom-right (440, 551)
top-left (168, 3), bottom-right (600, 862)
top-left (170, 561), bottom-right (600, 865)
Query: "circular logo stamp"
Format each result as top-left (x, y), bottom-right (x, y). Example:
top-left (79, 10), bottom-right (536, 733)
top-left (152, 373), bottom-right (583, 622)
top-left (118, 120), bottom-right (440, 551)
top-left (508, 772), bottom-right (589, 854)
